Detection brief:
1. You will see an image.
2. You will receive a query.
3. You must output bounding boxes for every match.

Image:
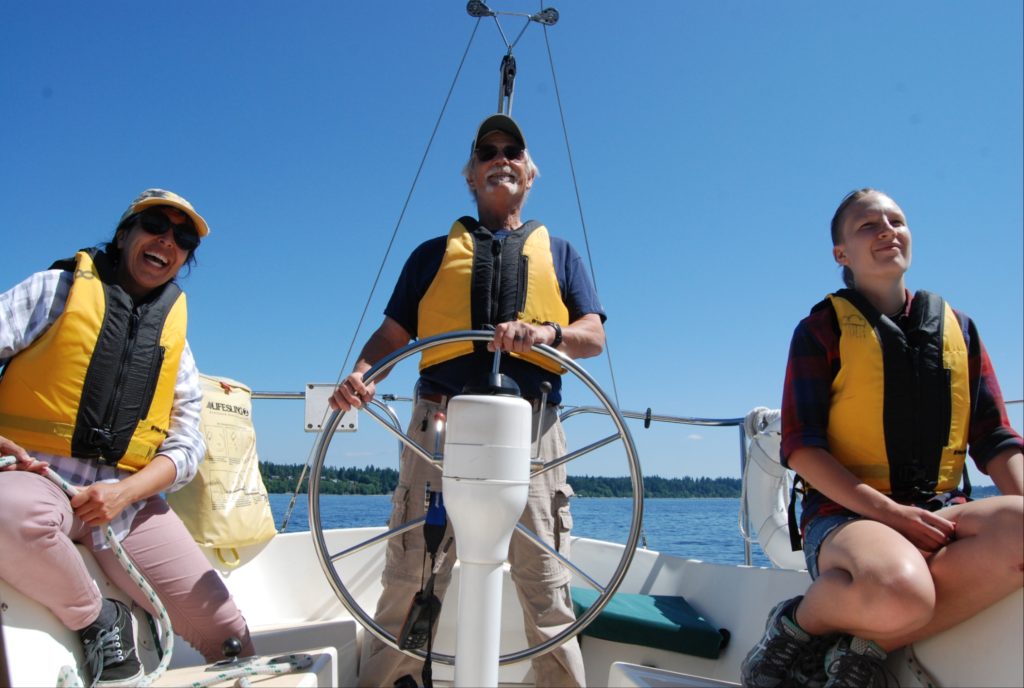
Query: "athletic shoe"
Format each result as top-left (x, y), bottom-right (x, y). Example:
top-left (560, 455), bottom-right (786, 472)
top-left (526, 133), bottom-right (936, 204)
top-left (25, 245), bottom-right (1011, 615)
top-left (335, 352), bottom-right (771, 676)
top-left (823, 635), bottom-right (891, 688)
top-left (741, 595), bottom-right (812, 687)
top-left (792, 632), bottom-right (844, 688)
top-left (79, 599), bottom-right (144, 688)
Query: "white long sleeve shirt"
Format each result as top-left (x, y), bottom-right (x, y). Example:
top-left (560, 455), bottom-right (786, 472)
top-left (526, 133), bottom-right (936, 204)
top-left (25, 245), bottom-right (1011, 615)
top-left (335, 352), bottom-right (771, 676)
top-left (0, 268), bottom-right (205, 548)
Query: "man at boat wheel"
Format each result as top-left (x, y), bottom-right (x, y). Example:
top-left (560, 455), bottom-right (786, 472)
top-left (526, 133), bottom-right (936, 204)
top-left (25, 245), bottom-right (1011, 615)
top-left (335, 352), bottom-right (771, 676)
top-left (331, 113), bottom-right (606, 687)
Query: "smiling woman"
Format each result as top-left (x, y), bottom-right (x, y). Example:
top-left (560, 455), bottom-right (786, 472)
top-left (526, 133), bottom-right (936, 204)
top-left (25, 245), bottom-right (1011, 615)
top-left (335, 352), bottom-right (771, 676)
top-left (0, 188), bottom-right (253, 686)
top-left (113, 208), bottom-right (196, 299)
top-left (108, 189), bottom-right (207, 300)
top-left (741, 188), bottom-right (1024, 687)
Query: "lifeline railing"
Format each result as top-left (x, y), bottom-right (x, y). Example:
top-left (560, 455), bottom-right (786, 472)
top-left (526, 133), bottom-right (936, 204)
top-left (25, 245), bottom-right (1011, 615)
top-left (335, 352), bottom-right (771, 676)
top-left (251, 390), bottom-right (758, 564)
top-left (559, 406), bottom-right (752, 563)
top-left (250, 390), bottom-right (1024, 567)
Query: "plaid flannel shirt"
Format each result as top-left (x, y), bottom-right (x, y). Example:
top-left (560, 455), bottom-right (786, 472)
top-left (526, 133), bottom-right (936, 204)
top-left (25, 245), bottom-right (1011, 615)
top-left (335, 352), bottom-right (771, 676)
top-left (781, 290), bottom-right (1022, 526)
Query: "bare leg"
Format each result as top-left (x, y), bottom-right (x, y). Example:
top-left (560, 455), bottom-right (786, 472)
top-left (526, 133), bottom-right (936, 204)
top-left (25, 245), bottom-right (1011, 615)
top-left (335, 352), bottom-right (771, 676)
top-left (880, 495), bottom-right (1023, 649)
top-left (796, 519), bottom-right (936, 641)
top-left (795, 496), bottom-right (1024, 651)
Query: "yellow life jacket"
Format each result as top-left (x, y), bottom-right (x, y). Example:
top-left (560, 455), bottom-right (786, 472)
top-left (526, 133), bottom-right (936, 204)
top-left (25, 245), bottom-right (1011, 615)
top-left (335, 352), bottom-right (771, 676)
top-left (418, 217), bottom-right (569, 375)
top-left (826, 289), bottom-right (970, 500)
top-left (0, 249), bottom-right (187, 472)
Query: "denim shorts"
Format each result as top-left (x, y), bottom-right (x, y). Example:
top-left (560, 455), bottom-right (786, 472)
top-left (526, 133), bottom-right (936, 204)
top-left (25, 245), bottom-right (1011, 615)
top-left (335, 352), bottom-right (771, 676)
top-left (801, 490), bottom-right (969, 578)
top-left (802, 511), bottom-right (860, 579)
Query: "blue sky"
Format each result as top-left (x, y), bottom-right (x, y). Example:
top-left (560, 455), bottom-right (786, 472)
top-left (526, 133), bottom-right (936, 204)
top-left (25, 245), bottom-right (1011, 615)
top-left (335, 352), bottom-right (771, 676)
top-left (2, 1), bottom-right (1021, 486)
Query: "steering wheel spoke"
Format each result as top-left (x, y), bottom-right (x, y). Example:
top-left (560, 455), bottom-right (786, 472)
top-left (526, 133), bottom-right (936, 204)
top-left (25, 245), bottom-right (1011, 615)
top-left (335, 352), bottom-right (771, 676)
top-left (328, 516), bottom-right (426, 564)
top-left (512, 522), bottom-right (606, 592)
top-left (531, 430), bottom-right (623, 476)
top-left (361, 399), bottom-right (438, 465)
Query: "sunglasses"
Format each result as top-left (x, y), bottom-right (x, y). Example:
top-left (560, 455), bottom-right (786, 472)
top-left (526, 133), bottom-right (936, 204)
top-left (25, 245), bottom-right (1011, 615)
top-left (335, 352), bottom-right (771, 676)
top-left (136, 212), bottom-right (200, 251)
top-left (474, 143), bottom-right (524, 163)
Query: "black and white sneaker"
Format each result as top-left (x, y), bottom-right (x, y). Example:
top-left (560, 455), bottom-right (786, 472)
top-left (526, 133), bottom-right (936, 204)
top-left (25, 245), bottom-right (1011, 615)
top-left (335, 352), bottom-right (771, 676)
top-left (79, 599), bottom-right (144, 688)
top-left (823, 635), bottom-right (892, 688)
top-left (741, 595), bottom-right (812, 687)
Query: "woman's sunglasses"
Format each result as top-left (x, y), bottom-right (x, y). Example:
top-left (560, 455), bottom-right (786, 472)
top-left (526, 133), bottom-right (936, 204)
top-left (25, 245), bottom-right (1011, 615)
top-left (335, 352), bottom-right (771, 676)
top-left (474, 143), bottom-right (524, 163)
top-left (136, 211), bottom-right (200, 251)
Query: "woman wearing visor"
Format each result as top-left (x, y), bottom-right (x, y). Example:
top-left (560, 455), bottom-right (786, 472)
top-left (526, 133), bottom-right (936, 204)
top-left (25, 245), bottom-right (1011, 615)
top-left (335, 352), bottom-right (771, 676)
top-left (0, 189), bottom-right (253, 687)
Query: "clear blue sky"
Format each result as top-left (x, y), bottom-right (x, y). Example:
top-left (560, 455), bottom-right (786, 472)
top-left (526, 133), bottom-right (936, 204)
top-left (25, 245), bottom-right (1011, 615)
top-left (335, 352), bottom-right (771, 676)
top-left (2, 1), bottom-right (1021, 486)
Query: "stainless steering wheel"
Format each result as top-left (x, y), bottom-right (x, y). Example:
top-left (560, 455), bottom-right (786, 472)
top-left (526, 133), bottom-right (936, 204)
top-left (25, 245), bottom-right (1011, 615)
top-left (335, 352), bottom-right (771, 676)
top-left (308, 330), bottom-right (643, 666)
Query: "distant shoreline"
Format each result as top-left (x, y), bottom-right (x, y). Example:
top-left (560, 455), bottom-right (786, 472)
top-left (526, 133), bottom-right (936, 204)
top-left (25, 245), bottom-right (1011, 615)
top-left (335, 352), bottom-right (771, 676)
top-left (259, 461), bottom-right (1000, 500)
top-left (259, 461), bottom-right (743, 498)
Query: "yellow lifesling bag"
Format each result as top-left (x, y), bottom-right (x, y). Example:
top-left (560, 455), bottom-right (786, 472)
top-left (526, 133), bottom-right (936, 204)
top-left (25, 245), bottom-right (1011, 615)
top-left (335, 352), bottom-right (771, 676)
top-left (167, 374), bottom-right (277, 568)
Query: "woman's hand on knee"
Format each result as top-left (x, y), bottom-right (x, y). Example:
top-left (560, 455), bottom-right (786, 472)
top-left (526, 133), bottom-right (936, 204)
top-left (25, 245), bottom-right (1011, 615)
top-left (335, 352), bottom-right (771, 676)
top-left (882, 504), bottom-right (956, 552)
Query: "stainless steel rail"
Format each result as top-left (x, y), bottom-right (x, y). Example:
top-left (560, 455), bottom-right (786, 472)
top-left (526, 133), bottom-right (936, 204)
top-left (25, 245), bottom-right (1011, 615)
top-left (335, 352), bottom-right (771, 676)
top-left (559, 406), bottom-right (754, 565)
top-left (250, 392), bottom-right (1023, 568)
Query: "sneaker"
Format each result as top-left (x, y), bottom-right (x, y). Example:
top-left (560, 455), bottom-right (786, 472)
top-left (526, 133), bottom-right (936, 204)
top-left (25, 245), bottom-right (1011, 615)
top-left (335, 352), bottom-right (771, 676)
top-left (792, 632), bottom-right (843, 688)
top-left (741, 595), bottom-right (812, 687)
top-left (823, 636), bottom-right (891, 688)
top-left (79, 599), bottom-right (144, 688)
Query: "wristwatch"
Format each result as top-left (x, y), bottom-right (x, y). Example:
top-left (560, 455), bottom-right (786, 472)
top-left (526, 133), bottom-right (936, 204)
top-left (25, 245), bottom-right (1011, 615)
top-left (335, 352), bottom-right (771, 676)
top-left (543, 321), bottom-right (563, 348)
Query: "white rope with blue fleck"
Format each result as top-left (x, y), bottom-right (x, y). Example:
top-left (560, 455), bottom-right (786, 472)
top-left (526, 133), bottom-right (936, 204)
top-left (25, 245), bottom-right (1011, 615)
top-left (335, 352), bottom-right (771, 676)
top-left (186, 653), bottom-right (315, 687)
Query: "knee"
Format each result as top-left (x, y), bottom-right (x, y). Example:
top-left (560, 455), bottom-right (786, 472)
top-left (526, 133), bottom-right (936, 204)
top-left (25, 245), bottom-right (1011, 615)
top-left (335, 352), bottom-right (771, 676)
top-left (988, 498), bottom-right (1024, 576)
top-left (0, 475), bottom-right (62, 547)
top-left (858, 559), bottom-right (935, 632)
top-left (968, 497), bottom-right (1024, 572)
top-left (989, 496), bottom-right (1024, 538)
top-left (0, 505), bottom-right (56, 549)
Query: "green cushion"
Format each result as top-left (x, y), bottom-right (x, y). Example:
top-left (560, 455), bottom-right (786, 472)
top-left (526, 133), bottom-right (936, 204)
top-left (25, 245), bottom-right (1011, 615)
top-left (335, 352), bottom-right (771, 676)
top-left (571, 588), bottom-right (727, 659)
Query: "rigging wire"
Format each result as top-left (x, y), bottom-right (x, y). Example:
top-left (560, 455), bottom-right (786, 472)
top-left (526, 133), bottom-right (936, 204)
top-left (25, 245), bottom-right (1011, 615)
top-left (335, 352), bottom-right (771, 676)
top-left (539, 0), bottom-right (640, 551)
top-left (541, 23), bottom-right (622, 409)
top-left (279, 19), bottom-right (484, 530)
top-left (489, 14), bottom-right (532, 51)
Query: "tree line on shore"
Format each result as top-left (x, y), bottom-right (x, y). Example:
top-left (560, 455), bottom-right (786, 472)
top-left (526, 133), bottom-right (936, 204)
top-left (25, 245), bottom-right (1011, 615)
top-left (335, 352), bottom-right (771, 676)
top-left (259, 462), bottom-right (742, 498)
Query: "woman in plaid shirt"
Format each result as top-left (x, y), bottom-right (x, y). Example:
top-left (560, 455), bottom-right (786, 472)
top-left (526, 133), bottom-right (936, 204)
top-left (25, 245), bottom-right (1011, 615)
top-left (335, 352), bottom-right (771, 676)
top-left (741, 189), bottom-right (1022, 688)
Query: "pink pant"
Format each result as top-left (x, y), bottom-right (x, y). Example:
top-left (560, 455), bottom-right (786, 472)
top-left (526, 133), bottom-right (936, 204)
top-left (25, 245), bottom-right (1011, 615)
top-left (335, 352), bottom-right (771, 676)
top-left (0, 470), bottom-right (253, 661)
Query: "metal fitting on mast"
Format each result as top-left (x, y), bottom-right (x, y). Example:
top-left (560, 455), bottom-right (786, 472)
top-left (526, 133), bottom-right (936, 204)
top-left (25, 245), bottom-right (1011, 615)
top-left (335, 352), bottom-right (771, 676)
top-left (466, 1), bottom-right (560, 114)
top-left (498, 51), bottom-right (516, 115)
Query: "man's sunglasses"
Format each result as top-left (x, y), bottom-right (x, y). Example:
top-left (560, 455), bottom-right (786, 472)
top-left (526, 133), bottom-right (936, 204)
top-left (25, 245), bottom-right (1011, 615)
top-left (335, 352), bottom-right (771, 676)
top-left (135, 212), bottom-right (200, 251)
top-left (474, 143), bottom-right (525, 163)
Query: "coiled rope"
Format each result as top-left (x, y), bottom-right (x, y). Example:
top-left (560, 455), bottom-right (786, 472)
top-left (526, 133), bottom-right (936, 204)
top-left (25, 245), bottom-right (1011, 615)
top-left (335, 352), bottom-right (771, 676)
top-left (0, 456), bottom-right (313, 687)
top-left (186, 653), bottom-right (315, 688)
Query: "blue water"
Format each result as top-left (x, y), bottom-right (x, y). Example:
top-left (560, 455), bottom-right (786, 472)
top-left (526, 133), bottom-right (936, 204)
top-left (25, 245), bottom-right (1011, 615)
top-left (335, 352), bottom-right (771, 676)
top-left (269, 493), bottom-right (772, 567)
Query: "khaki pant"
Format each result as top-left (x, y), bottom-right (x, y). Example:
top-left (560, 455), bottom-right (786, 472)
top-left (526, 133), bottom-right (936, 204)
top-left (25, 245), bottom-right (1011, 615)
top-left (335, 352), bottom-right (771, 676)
top-left (359, 398), bottom-right (585, 687)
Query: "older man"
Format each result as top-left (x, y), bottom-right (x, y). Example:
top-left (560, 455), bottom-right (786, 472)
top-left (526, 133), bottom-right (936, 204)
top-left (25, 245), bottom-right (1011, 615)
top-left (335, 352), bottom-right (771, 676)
top-left (331, 114), bottom-right (605, 687)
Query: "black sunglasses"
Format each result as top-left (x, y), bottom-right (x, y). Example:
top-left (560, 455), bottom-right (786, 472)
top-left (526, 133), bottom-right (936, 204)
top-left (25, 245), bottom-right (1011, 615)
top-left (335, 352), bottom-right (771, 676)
top-left (474, 143), bottom-right (524, 163)
top-left (135, 212), bottom-right (200, 251)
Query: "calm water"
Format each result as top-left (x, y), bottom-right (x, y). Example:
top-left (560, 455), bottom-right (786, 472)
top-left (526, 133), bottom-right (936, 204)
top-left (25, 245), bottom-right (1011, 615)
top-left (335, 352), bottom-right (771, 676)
top-left (269, 493), bottom-right (772, 567)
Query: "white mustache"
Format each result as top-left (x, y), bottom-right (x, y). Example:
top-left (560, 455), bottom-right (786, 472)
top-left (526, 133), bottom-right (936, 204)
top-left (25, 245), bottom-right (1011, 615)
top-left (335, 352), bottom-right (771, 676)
top-left (486, 166), bottom-right (519, 184)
